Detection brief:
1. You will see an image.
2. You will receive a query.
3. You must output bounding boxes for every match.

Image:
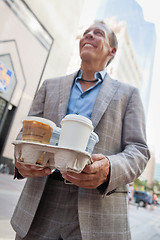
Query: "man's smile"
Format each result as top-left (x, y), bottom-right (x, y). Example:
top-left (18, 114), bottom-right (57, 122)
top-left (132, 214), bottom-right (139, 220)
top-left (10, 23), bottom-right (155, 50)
top-left (82, 42), bottom-right (96, 48)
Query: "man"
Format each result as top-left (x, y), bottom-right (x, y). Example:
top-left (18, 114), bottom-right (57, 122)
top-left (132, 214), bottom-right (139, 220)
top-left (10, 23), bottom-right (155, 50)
top-left (11, 21), bottom-right (150, 240)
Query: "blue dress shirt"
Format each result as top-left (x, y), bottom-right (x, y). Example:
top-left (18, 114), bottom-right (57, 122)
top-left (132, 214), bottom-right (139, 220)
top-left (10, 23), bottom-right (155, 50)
top-left (67, 69), bottom-right (107, 119)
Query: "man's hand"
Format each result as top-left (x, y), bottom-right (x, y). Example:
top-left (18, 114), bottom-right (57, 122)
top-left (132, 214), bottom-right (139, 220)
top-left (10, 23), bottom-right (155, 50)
top-left (62, 154), bottom-right (110, 189)
top-left (15, 160), bottom-right (52, 178)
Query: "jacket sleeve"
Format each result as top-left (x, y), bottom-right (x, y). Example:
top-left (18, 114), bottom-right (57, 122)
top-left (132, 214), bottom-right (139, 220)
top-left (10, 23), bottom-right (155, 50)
top-left (98, 88), bottom-right (150, 196)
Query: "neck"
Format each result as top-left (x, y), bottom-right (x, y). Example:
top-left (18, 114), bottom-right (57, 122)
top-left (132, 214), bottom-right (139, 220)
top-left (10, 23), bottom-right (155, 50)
top-left (81, 62), bottom-right (105, 80)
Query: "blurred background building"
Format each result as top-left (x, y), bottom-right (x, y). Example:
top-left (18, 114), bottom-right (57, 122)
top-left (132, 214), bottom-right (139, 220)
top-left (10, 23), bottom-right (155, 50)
top-left (145, 151), bottom-right (156, 187)
top-left (0, 0), bottom-right (158, 182)
top-left (96, 0), bottom-right (156, 117)
top-left (155, 163), bottom-right (160, 184)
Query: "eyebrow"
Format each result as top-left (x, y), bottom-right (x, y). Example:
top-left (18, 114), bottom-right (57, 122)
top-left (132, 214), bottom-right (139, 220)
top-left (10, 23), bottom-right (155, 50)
top-left (83, 28), bottom-right (91, 35)
top-left (83, 27), bottom-right (105, 36)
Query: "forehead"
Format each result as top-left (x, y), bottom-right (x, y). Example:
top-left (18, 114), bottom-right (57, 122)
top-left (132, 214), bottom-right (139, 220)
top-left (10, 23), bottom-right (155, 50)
top-left (85, 23), bottom-right (108, 34)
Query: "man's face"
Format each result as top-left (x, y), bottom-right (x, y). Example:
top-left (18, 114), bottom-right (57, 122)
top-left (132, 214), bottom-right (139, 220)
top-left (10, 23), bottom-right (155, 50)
top-left (79, 23), bottom-right (111, 65)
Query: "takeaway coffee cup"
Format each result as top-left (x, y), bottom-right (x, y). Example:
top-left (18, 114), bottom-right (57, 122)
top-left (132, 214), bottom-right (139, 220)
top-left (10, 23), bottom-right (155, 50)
top-left (22, 116), bottom-right (56, 144)
top-left (21, 116), bottom-right (56, 165)
top-left (85, 132), bottom-right (99, 154)
top-left (58, 114), bottom-right (93, 152)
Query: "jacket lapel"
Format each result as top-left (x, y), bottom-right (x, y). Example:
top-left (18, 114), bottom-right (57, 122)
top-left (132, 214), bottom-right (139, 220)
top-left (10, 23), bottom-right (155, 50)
top-left (58, 71), bottom-right (78, 123)
top-left (91, 74), bottom-right (120, 129)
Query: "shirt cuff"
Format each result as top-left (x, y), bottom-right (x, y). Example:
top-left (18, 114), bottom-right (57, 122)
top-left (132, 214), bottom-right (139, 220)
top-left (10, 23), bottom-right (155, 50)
top-left (14, 167), bottom-right (24, 179)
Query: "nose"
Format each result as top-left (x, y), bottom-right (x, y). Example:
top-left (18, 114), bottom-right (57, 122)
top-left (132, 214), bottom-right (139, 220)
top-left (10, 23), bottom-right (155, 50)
top-left (85, 31), bottom-right (94, 39)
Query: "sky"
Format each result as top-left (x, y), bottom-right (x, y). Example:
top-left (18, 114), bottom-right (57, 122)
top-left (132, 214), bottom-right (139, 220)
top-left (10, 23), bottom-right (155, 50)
top-left (136, 0), bottom-right (160, 162)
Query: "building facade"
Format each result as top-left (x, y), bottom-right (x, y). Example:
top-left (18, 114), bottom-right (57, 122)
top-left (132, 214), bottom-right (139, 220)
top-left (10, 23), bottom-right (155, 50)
top-left (0, 0), bottom-right (85, 172)
top-left (145, 151), bottom-right (156, 187)
top-left (104, 18), bottom-right (142, 88)
top-left (96, 0), bottom-right (156, 116)
top-left (154, 163), bottom-right (160, 184)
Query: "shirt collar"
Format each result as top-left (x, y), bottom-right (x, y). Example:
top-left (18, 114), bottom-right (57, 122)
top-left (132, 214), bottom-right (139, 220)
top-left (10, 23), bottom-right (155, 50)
top-left (75, 69), bottom-right (107, 82)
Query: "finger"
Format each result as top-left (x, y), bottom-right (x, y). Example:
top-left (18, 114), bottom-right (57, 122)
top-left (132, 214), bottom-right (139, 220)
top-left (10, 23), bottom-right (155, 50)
top-left (19, 167), bottom-right (51, 178)
top-left (16, 160), bottom-right (50, 171)
top-left (62, 171), bottom-right (93, 182)
top-left (83, 157), bottom-right (110, 182)
top-left (16, 161), bottom-right (32, 171)
top-left (16, 162), bottom-right (41, 171)
top-left (62, 171), bottom-right (97, 188)
top-left (91, 153), bottom-right (106, 162)
top-left (16, 161), bottom-right (51, 177)
top-left (82, 160), bottom-right (102, 174)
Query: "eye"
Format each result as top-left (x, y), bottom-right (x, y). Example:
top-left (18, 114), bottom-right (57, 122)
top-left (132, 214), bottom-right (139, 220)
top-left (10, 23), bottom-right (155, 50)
top-left (94, 30), bottom-right (104, 36)
top-left (83, 30), bottom-right (89, 36)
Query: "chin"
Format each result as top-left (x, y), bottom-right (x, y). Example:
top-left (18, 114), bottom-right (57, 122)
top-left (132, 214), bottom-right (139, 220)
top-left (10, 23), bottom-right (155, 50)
top-left (80, 52), bottom-right (95, 61)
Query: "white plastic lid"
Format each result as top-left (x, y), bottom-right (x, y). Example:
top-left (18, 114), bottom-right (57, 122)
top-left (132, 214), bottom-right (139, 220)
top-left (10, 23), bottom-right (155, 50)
top-left (61, 114), bottom-right (93, 131)
top-left (23, 116), bottom-right (56, 129)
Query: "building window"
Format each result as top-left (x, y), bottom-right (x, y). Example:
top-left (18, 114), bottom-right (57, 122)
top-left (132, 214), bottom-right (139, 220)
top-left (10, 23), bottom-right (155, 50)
top-left (0, 98), bottom-right (7, 121)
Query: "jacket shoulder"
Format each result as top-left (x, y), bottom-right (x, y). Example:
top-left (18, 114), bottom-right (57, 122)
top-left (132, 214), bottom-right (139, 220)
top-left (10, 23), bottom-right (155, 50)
top-left (44, 71), bottom-right (78, 85)
top-left (109, 74), bottom-right (137, 90)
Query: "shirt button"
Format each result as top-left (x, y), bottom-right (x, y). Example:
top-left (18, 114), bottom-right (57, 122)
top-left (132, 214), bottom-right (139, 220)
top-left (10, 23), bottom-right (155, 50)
top-left (81, 95), bottom-right (84, 98)
top-left (76, 112), bottom-right (79, 115)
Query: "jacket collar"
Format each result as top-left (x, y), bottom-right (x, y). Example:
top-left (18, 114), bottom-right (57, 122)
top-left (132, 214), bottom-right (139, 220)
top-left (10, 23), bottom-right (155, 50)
top-left (58, 71), bottom-right (120, 129)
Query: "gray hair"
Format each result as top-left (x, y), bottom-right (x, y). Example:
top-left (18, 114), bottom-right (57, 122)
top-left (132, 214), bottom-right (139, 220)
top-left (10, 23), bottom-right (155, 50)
top-left (93, 20), bottom-right (118, 66)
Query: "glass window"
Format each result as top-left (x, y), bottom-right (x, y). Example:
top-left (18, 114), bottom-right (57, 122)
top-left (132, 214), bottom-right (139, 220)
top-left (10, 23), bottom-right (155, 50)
top-left (0, 98), bottom-right (7, 121)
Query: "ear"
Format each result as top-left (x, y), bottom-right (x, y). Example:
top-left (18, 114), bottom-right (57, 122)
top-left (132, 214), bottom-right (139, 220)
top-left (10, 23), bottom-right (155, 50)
top-left (109, 48), bottom-right (117, 56)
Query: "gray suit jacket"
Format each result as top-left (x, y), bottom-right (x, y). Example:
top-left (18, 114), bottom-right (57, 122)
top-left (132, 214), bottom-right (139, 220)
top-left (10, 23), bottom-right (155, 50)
top-left (11, 71), bottom-right (150, 239)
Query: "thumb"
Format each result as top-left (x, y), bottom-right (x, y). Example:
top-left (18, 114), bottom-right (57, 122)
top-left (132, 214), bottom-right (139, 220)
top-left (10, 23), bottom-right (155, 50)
top-left (91, 153), bottom-right (106, 162)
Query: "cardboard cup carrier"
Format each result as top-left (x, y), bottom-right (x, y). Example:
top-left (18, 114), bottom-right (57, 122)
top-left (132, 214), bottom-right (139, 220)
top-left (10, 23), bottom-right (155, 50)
top-left (14, 115), bottom-right (97, 172)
